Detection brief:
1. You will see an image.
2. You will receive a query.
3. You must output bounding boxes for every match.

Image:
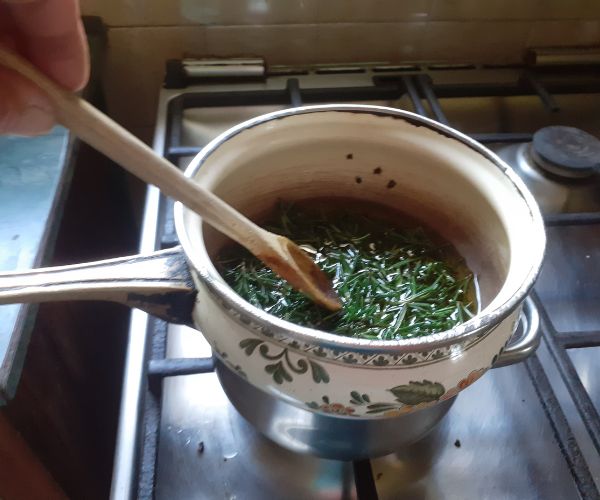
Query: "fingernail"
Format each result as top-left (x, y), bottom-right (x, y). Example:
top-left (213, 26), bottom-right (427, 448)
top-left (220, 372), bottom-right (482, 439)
top-left (11, 105), bottom-right (54, 136)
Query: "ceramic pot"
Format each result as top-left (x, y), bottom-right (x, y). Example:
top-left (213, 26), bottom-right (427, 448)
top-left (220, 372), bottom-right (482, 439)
top-left (176, 105), bottom-right (545, 419)
top-left (0, 105), bottom-right (545, 444)
top-left (216, 294), bottom-right (538, 460)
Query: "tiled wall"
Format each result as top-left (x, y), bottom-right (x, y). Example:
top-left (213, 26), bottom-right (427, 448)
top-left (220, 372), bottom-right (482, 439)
top-left (80, 0), bottom-right (600, 134)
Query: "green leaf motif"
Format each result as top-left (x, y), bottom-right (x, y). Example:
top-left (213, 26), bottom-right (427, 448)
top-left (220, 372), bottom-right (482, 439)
top-left (238, 314), bottom-right (251, 325)
top-left (349, 391), bottom-right (372, 405)
top-left (401, 354), bottom-right (418, 365)
top-left (239, 338), bottom-right (263, 356)
top-left (265, 361), bottom-right (293, 385)
top-left (366, 402), bottom-right (399, 410)
top-left (258, 326), bottom-right (275, 338)
top-left (389, 380), bottom-right (445, 405)
top-left (366, 407), bottom-right (398, 414)
top-left (365, 402), bottom-right (399, 414)
top-left (309, 360), bottom-right (330, 383)
top-left (239, 337), bottom-right (330, 385)
top-left (313, 347), bottom-right (327, 357)
top-left (372, 355), bottom-right (389, 366)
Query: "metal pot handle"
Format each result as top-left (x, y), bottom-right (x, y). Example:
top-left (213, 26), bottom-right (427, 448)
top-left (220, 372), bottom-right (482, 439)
top-left (0, 246), bottom-right (196, 326)
top-left (0, 249), bottom-right (541, 354)
top-left (492, 296), bottom-right (540, 368)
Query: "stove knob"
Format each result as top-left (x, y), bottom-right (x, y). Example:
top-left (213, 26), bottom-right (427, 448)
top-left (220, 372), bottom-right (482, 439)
top-left (531, 126), bottom-right (600, 179)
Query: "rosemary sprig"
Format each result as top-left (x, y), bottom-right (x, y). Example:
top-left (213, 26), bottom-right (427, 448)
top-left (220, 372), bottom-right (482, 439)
top-left (218, 202), bottom-right (476, 340)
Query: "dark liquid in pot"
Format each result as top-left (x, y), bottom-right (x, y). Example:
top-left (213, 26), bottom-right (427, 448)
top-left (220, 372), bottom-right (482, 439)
top-left (217, 199), bottom-right (478, 340)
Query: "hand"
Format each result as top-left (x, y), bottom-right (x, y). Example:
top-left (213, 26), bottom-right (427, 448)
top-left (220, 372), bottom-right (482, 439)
top-left (0, 0), bottom-right (89, 136)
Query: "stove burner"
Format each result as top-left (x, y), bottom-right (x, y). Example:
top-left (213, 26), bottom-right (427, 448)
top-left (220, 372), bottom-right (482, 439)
top-left (531, 126), bottom-right (600, 179)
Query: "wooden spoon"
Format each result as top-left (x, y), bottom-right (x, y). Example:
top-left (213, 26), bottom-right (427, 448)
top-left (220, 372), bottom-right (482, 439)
top-left (0, 47), bottom-right (342, 311)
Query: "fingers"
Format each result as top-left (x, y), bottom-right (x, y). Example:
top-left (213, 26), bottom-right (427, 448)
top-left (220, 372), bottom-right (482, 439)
top-left (0, 67), bottom-right (54, 135)
top-left (0, 0), bottom-right (89, 135)
top-left (5, 0), bottom-right (89, 90)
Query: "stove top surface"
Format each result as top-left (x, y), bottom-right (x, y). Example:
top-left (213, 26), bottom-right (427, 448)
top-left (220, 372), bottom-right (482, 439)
top-left (157, 325), bottom-right (582, 500)
top-left (113, 63), bottom-right (600, 500)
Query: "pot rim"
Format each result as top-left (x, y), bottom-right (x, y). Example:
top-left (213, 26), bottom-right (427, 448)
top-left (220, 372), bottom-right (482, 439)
top-left (174, 104), bottom-right (546, 353)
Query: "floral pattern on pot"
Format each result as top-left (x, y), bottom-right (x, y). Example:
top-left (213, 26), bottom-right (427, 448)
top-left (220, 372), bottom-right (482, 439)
top-left (439, 368), bottom-right (486, 400)
top-left (306, 396), bottom-right (356, 416)
top-left (195, 289), bottom-right (523, 419)
top-left (305, 370), bottom-right (487, 418)
top-left (218, 295), bottom-right (499, 369)
top-left (359, 380), bottom-right (447, 415)
top-left (239, 338), bottom-right (330, 385)
top-left (306, 380), bottom-right (446, 417)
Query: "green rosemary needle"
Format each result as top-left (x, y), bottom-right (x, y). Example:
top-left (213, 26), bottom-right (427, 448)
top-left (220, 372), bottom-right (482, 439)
top-left (218, 201), bottom-right (476, 340)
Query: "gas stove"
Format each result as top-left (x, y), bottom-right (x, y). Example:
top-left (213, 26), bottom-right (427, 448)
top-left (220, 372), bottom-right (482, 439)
top-left (111, 60), bottom-right (600, 499)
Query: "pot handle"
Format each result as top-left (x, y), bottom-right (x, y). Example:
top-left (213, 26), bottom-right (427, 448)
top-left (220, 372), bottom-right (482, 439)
top-left (0, 246), bottom-right (196, 326)
top-left (492, 296), bottom-right (540, 368)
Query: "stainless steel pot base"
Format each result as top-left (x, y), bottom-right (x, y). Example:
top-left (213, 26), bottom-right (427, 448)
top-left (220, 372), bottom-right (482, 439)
top-left (216, 359), bottom-right (456, 461)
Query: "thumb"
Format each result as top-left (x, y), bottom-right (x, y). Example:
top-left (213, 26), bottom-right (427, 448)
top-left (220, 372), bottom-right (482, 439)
top-left (0, 67), bottom-right (55, 136)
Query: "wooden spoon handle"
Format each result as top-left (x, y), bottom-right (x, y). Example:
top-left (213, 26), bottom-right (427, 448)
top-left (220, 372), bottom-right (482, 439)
top-left (0, 47), bottom-right (264, 251)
